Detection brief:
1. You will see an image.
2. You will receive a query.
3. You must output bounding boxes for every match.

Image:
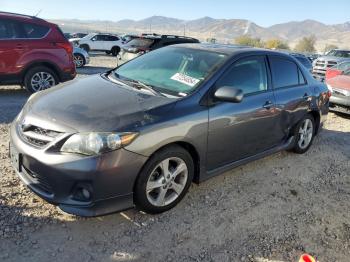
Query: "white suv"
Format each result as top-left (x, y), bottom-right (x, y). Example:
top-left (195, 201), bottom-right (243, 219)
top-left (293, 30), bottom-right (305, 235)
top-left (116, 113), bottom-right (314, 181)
top-left (78, 33), bottom-right (123, 56)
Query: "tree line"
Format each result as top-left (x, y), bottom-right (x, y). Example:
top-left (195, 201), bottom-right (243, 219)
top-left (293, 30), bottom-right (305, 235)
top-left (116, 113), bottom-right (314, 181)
top-left (234, 35), bottom-right (338, 54)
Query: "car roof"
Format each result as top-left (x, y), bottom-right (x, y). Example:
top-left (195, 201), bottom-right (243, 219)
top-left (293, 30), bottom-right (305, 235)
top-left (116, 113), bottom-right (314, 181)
top-left (172, 43), bottom-right (295, 58)
top-left (332, 49), bottom-right (350, 52)
top-left (0, 11), bottom-right (49, 25)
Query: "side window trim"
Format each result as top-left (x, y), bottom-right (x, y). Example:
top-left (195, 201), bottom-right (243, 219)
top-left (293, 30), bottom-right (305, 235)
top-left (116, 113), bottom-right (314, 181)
top-left (214, 54), bottom-right (272, 97)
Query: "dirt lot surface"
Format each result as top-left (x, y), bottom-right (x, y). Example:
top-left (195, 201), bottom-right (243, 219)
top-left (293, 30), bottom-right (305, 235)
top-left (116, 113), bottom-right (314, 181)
top-left (0, 54), bottom-right (350, 262)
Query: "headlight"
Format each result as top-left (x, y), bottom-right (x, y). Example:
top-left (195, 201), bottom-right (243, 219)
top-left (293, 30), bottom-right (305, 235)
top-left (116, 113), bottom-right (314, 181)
top-left (61, 132), bottom-right (138, 155)
top-left (127, 47), bottom-right (138, 53)
top-left (327, 84), bottom-right (333, 93)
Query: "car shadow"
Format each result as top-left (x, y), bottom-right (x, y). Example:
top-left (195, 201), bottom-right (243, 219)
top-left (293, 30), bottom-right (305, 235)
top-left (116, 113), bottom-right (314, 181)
top-left (334, 111), bottom-right (350, 119)
top-left (1, 127), bottom-right (349, 261)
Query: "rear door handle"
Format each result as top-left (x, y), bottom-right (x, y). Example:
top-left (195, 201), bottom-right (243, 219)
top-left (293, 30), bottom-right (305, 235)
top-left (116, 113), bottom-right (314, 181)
top-left (263, 101), bottom-right (273, 110)
top-left (15, 44), bottom-right (24, 50)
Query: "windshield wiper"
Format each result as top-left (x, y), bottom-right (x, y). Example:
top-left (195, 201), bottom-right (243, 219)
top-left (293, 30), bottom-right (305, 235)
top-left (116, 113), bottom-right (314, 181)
top-left (112, 72), bottom-right (165, 97)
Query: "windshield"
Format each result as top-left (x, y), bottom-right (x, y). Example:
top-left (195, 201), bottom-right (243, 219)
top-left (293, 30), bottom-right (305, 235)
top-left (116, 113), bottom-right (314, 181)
top-left (335, 62), bottom-right (350, 71)
top-left (327, 50), bottom-right (350, 58)
top-left (125, 38), bottom-right (154, 48)
top-left (295, 56), bottom-right (311, 68)
top-left (113, 47), bottom-right (228, 96)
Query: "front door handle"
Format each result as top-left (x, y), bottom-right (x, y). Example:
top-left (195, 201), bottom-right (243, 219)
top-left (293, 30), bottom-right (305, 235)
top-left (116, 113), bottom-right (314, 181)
top-left (263, 101), bottom-right (273, 110)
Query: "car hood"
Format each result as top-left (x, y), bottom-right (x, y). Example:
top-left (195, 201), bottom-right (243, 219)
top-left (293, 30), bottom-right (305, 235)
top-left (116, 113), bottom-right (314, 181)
top-left (327, 75), bottom-right (350, 90)
top-left (22, 74), bottom-right (176, 132)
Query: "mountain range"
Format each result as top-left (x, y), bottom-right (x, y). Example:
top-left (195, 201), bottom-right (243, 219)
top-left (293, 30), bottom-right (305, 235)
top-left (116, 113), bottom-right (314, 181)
top-left (52, 16), bottom-right (350, 51)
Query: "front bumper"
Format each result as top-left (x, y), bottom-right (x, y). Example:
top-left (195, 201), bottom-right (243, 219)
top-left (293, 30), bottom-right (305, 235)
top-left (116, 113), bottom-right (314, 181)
top-left (9, 122), bottom-right (148, 216)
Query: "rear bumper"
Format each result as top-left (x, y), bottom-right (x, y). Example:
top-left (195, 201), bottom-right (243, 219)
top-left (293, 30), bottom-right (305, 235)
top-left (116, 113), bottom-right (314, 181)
top-left (59, 69), bottom-right (76, 82)
top-left (9, 121), bottom-right (148, 216)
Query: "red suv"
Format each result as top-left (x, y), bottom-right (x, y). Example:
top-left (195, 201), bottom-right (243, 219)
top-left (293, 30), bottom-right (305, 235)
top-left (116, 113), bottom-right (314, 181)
top-left (0, 12), bottom-right (76, 93)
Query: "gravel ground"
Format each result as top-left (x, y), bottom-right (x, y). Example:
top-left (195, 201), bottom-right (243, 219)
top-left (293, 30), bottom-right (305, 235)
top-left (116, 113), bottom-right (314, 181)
top-left (1, 54), bottom-right (350, 262)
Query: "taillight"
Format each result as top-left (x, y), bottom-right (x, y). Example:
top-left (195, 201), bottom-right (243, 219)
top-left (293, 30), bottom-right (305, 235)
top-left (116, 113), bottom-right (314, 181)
top-left (56, 42), bottom-right (73, 54)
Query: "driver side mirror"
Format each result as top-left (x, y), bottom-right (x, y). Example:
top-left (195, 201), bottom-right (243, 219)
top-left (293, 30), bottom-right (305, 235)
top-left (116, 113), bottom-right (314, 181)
top-left (214, 86), bottom-right (244, 103)
top-left (91, 37), bottom-right (96, 41)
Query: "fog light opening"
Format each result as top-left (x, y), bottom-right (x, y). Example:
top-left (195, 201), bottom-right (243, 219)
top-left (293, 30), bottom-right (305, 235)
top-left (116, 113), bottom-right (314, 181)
top-left (73, 185), bottom-right (92, 202)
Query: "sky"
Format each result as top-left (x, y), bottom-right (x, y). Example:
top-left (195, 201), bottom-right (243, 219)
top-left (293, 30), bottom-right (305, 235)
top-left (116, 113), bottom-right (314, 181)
top-left (1, 0), bottom-right (349, 27)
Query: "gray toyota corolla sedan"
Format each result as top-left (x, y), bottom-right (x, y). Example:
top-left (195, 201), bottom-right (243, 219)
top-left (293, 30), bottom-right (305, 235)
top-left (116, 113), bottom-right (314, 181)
top-left (9, 44), bottom-right (330, 216)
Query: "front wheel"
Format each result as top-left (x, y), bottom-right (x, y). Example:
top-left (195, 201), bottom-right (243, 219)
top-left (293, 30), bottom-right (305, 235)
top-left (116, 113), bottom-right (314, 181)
top-left (134, 145), bottom-right (194, 214)
top-left (292, 115), bottom-right (315, 154)
top-left (73, 53), bottom-right (85, 68)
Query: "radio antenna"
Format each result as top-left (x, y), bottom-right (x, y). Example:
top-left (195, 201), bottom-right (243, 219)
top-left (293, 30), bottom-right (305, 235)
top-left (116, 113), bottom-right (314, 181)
top-left (34, 9), bottom-right (42, 17)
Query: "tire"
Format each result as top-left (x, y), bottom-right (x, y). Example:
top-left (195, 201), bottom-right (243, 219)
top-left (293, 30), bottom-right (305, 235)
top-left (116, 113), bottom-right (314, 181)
top-left (111, 46), bottom-right (120, 56)
top-left (134, 145), bottom-right (194, 214)
top-left (24, 66), bottom-right (58, 93)
top-left (73, 53), bottom-right (85, 68)
top-left (80, 44), bottom-right (90, 52)
top-left (291, 114), bottom-right (315, 154)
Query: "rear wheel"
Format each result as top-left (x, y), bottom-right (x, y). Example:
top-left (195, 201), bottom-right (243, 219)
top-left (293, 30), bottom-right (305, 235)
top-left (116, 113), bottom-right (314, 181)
top-left (24, 66), bottom-right (58, 93)
top-left (111, 46), bottom-right (120, 56)
top-left (134, 145), bottom-right (194, 214)
top-left (292, 114), bottom-right (315, 154)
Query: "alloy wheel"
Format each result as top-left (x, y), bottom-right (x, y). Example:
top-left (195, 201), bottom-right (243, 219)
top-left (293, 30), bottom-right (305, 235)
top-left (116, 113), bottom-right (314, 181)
top-left (298, 118), bottom-right (313, 149)
top-left (74, 54), bottom-right (84, 68)
top-left (30, 72), bottom-right (56, 92)
top-left (146, 157), bottom-right (188, 207)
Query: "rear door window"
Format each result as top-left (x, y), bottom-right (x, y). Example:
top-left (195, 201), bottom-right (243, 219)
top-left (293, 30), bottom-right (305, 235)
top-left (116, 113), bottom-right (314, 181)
top-left (269, 56), bottom-right (300, 88)
top-left (22, 22), bottom-right (49, 38)
top-left (0, 19), bottom-right (25, 39)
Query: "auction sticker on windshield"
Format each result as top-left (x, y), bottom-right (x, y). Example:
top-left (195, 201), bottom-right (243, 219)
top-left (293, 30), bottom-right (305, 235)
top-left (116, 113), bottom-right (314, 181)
top-left (171, 73), bottom-right (200, 87)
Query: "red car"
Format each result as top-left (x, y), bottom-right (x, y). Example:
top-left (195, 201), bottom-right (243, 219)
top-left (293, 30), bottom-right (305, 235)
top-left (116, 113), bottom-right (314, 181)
top-left (0, 12), bottom-right (76, 93)
top-left (325, 61), bottom-right (350, 81)
top-left (326, 70), bottom-right (350, 114)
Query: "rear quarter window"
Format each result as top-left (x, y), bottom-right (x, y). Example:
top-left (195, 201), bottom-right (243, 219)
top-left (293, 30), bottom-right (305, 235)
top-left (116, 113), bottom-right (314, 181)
top-left (22, 22), bottom-right (50, 38)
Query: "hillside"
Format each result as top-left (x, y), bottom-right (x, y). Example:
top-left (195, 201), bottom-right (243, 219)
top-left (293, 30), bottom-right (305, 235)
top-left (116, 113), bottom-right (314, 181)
top-left (51, 16), bottom-right (350, 51)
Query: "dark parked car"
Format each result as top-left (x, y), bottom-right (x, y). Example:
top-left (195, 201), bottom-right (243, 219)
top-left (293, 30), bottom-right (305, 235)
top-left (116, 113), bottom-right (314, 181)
top-left (9, 44), bottom-right (329, 216)
top-left (278, 50), bottom-right (313, 72)
top-left (0, 12), bottom-right (76, 93)
top-left (119, 34), bottom-right (200, 62)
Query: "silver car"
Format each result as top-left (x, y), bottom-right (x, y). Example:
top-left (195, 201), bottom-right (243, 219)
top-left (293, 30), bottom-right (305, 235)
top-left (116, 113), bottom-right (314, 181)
top-left (73, 47), bottom-right (90, 68)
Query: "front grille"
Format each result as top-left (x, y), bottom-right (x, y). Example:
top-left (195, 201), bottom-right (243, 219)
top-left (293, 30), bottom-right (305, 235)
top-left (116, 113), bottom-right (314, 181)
top-left (313, 60), bottom-right (338, 78)
top-left (19, 124), bottom-right (62, 148)
top-left (23, 166), bottom-right (53, 195)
